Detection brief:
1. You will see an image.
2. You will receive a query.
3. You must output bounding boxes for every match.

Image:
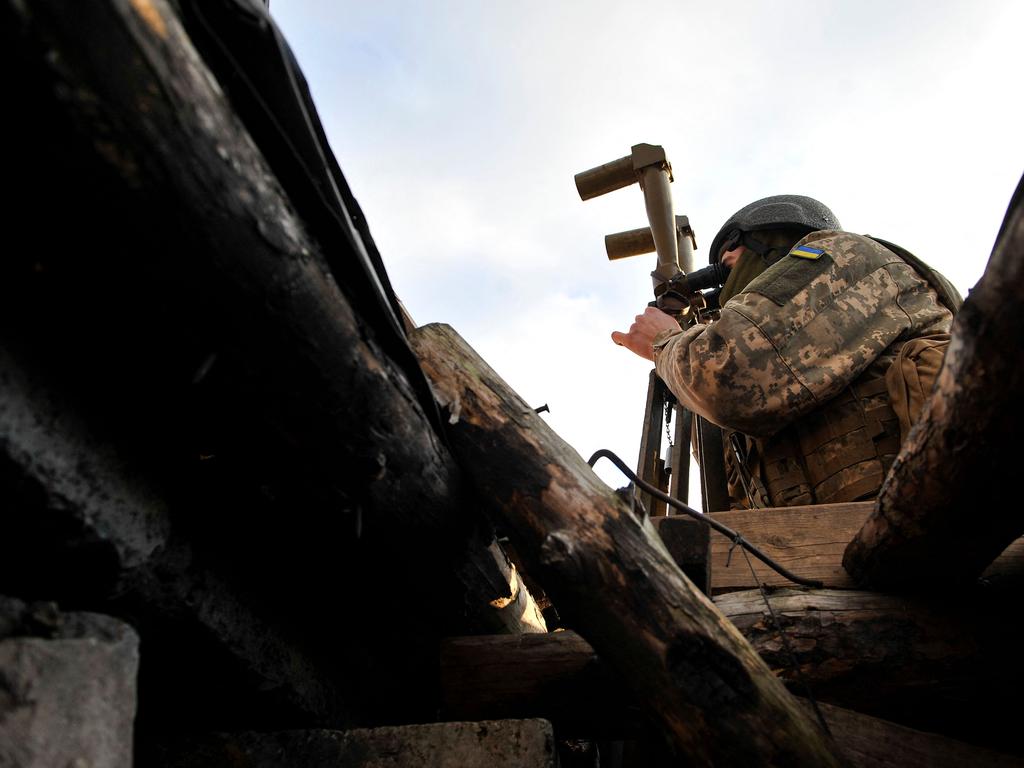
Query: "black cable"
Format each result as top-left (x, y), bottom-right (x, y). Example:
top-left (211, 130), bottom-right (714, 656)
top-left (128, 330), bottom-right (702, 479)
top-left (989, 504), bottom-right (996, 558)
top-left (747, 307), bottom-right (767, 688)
top-left (587, 448), bottom-right (823, 589)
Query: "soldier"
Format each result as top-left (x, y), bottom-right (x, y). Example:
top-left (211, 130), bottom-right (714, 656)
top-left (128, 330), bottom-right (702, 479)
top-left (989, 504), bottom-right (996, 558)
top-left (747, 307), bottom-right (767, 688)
top-left (612, 195), bottom-right (961, 508)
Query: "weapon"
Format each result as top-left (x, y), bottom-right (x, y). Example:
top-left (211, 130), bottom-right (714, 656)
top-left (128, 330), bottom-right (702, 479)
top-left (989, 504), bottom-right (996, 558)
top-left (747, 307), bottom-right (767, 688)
top-left (574, 144), bottom-right (732, 520)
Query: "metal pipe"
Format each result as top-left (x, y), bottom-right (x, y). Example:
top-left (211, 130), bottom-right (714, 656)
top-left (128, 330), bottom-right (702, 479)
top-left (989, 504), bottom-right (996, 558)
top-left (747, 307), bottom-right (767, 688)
top-left (640, 165), bottom-right (680, 286)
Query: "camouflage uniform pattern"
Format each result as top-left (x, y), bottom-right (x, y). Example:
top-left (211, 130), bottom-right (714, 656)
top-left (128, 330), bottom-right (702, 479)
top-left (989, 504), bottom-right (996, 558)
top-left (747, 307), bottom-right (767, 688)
top-left (654, 231), bottom-right (954, 440)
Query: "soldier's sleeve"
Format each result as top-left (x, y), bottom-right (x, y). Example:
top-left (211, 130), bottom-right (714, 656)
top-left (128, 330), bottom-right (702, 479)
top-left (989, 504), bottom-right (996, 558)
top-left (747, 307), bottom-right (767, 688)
top-left (654, 231), bottom-right (952, 437)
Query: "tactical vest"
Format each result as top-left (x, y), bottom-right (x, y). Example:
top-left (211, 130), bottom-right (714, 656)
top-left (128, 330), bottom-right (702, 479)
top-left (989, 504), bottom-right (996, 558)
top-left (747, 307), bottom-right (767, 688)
top-left (722, 236), bottom-right (958, 509)
top-left (729, 363), bottom-right (903, 508)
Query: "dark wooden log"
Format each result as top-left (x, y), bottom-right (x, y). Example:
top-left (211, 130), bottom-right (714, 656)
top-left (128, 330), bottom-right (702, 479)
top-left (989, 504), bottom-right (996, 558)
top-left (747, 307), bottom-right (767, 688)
top-left (844, 176), bottom-right (1024, 588)
top-left (717, 588), bottom-right (1022, 750)
top-left (2, 0), bottom-right (549, 629)
top-left (814, 702), bottom-right (1023, 768)
top-left (439, 631), bottom-right (1023, 766)
top-left (3, 0), bottom-right (459, 535)
top-left (980, 537), bottom-right (1024, 589)
top-left (440, 632), bottom-right (638, 738)
top-left (1, 0), bottom-right (545, 738)
top-left (411, 324), bottom-right (843, 767)
top-left (651, 516), bottom-right (711, 594)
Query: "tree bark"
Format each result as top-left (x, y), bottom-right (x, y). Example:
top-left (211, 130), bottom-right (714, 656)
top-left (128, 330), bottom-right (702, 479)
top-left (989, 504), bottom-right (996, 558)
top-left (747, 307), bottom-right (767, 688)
top-left (844, 175), bottom-right (1024, 588)
top-left (411, 323), bottom-right (843, 767)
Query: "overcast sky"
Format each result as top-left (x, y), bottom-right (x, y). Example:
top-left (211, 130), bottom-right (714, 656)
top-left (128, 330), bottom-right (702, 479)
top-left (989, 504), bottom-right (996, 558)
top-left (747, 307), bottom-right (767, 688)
top-left (272, 1), bottom-right (1024, 501)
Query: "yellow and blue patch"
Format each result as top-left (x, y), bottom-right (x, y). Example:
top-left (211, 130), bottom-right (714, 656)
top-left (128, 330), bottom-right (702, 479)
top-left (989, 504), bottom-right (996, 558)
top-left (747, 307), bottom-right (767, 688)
top-left (789, 244), bottom-right (826, 260)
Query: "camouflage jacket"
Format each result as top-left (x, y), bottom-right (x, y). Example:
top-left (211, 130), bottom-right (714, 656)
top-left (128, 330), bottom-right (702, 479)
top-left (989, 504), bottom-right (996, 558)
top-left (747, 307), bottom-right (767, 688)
top-left (653, 230), bottom-right (954, 438)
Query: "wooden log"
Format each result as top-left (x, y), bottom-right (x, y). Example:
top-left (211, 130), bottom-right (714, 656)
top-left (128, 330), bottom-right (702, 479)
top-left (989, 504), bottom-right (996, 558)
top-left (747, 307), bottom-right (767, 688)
top-left (717, 588), bottom-right (1020, 749)
top-left (439, 632), bottom-right (1023, 766)
top-left (440, 632), bottom-right (636, 738)
top-left (459, 541), bottom-right (547, 634)
top-left (844, 175), bottom-right (1024, 588)
top-left (1, 0), bottom-right (547, 634)
top-left (2, 0), bottom-right (548, 738)
top-left (814, 702), bottom-right (1023, 768)
top-left (651, 516), bottom-right (711, 594)
top-left (411, 324), bottom-right (843, 767)
top-left (2, 0), bottom-right (460, 537)
top-left (980, 537), bottom-right (1024, 587)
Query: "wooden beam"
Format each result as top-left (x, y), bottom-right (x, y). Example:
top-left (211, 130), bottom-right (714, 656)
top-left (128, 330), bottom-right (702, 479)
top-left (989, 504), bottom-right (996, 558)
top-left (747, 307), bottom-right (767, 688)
top-left (412, 324), bottom-right (843, 767)
top-left (844, 174), bottom-right (1024, 588)
top-left (440, 632), bottom-right (635, 738)
top-left (439, 631), bottom-right (1023, 766)
top-left (717, 588), bottom-right (1020, 749)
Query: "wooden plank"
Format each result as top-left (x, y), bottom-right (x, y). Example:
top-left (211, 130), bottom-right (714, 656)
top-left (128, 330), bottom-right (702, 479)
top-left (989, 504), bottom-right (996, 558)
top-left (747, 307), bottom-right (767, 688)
top-left (696, 416), bottom-right (730, 512)
top-left (668, 406), bottom-right (692, 503)
top-left (708, 502), bottom-right (1024, 593)
top-left (709, 502), bottom-right (873, 592)
top-left (635, 370), bottom-right (667, 516)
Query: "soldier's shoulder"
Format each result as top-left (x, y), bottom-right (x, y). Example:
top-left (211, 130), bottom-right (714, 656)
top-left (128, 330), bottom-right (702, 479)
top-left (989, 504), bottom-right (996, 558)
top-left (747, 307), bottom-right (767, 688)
top-left (741, 230), bottom-right (898, 309)
top-left (797, 230), bottom-right (902, 266)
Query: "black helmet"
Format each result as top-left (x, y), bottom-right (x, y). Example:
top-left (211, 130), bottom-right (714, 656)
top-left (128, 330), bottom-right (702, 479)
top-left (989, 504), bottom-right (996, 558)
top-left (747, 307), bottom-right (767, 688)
top-left (708, 195), bottom-right (841, 264)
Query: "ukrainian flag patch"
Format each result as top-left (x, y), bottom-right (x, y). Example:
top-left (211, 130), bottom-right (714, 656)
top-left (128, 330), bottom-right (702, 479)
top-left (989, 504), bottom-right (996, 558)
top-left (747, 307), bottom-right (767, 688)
top-left (789, 244), bottom-right (826, 260)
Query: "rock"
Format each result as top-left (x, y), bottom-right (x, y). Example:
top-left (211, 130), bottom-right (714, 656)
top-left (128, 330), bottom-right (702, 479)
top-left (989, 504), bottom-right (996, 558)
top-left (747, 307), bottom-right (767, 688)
top-left (0, 596), bottom-right (139, 768)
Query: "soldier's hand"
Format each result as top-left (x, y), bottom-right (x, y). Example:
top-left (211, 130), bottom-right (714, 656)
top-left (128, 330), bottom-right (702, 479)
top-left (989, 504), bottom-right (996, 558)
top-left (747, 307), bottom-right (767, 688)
top-left (611, 307), bottom-right (681, 362)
